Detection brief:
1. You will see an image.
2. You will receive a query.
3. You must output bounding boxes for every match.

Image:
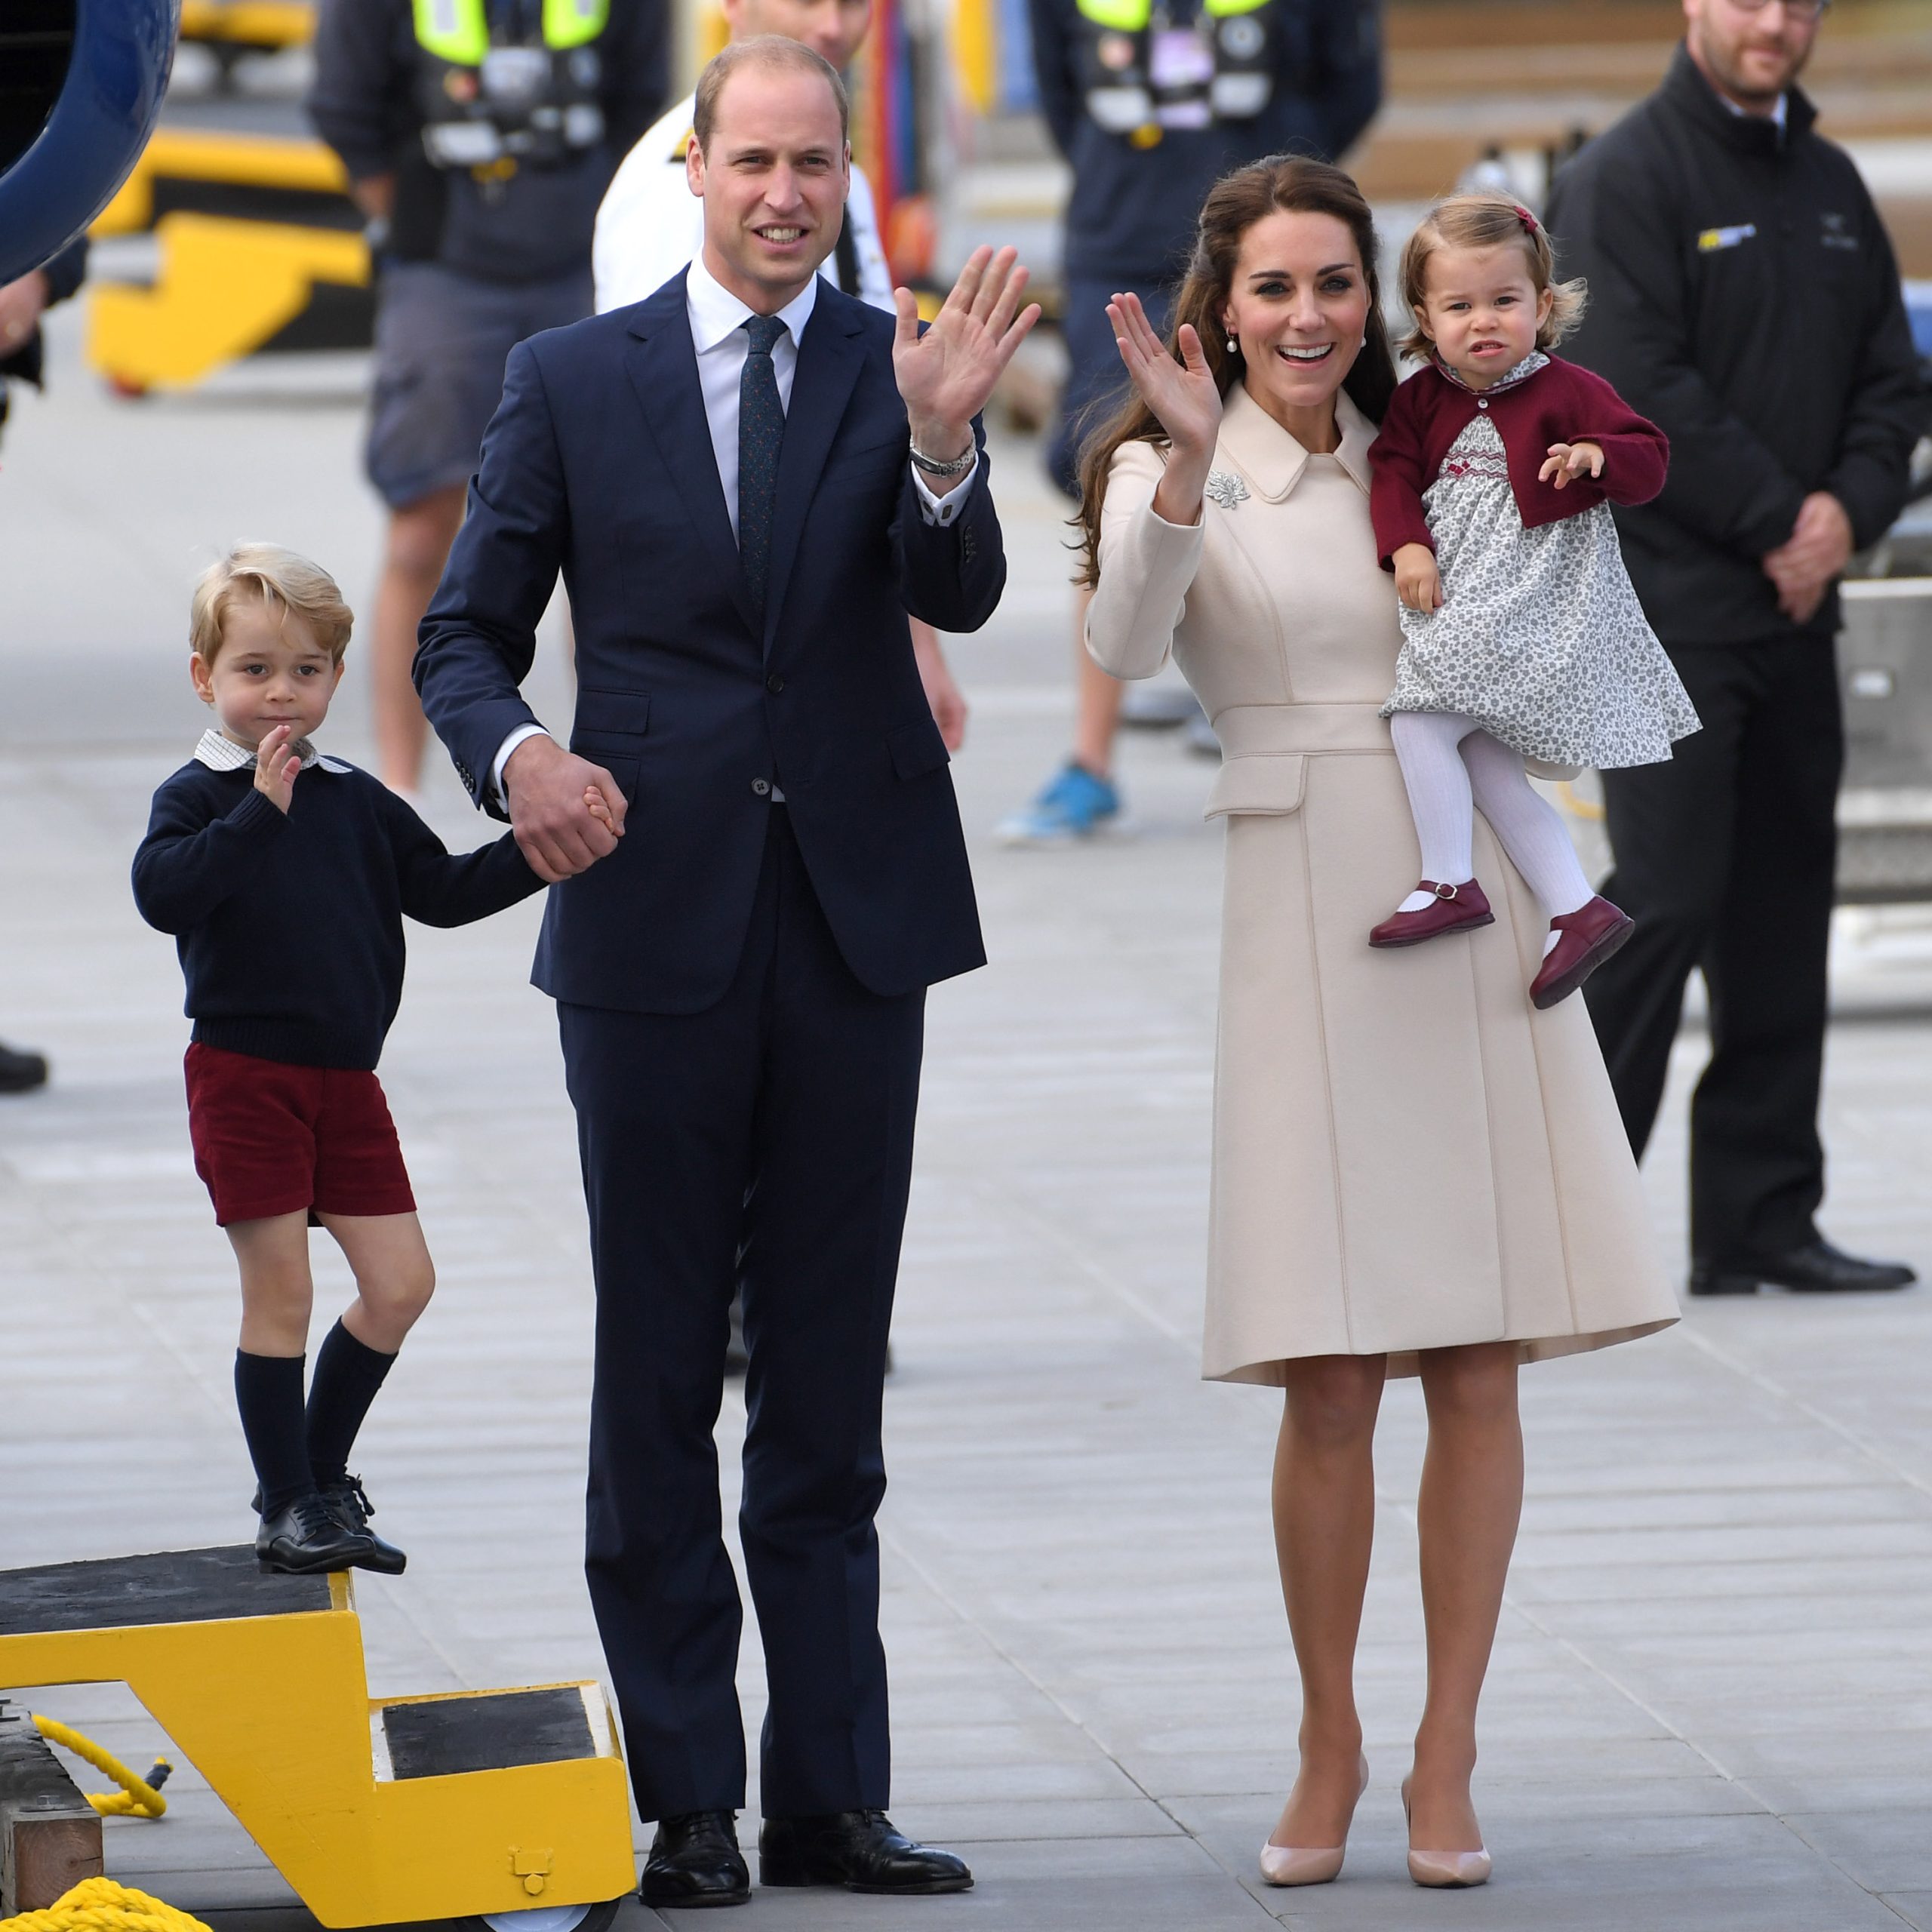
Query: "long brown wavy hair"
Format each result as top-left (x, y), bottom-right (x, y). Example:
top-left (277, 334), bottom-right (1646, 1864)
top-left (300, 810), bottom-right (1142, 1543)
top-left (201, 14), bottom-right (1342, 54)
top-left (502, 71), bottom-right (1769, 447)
top-left (1074, 155), bottom-right (1397, 589)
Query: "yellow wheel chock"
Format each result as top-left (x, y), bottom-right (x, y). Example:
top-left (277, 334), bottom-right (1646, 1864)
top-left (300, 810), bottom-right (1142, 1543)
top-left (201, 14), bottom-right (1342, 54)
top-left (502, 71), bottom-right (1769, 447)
top-left (0, 1549), bottom-right (635, 1931)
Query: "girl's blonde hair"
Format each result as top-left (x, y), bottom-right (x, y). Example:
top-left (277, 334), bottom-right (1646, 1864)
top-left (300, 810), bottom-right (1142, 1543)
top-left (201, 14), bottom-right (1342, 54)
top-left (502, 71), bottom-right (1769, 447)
top-left (1396, 190), bottom-right (1586, 361)
top-left (190, 543), bottom-right (354, 664)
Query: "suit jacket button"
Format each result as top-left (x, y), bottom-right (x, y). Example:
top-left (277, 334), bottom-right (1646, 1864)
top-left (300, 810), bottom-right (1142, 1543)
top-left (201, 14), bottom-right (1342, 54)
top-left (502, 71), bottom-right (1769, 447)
top-left (766, 673), bottom-right (785, 693)
top-left (752, 777), bottom-right (771, 796)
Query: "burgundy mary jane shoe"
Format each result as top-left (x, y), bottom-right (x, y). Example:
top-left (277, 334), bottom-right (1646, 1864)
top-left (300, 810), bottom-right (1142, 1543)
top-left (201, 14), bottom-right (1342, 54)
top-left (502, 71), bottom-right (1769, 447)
top-left (1530, 895), bottom-right (1635, 1008)
top-left (1368, 880), bottom-right (1494, 949)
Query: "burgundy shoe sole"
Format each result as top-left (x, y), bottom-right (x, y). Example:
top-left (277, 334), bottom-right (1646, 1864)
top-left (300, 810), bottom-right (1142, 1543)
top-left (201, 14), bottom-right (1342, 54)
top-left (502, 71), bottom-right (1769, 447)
top-left (1370, 909), bottom-right (1494, 949)
top-left (1531, 913), bottom-right (1635, 1009)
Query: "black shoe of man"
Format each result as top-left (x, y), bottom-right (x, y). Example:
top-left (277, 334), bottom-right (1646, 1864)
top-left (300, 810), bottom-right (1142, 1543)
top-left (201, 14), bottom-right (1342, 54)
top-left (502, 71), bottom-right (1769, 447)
top-left (0, 1041), bottom-right (48, 1094)
top-left (759, 1810), bottom-right (972, 1894)
top-left (254, 1491), bottom-right (377, 1574)
top-left (641, 1812), bottom-right (750, 1909)
top-left (1690, 1239), bottom-right (1917, 1297)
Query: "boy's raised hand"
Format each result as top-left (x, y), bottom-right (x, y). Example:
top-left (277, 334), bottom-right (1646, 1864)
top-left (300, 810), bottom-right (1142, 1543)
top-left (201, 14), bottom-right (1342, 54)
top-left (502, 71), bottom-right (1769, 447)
top-left (254, 724), bottom-right (301, 814)
top-left (1540, 441), bottom-right (1604, 489)
top-left (1393, 542), bottom-right (1444, 614)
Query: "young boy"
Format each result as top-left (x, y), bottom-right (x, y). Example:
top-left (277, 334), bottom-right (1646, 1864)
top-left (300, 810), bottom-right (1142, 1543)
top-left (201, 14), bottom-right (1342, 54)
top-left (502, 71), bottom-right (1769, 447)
top-left (134, 544), bottom-right (558, 1576)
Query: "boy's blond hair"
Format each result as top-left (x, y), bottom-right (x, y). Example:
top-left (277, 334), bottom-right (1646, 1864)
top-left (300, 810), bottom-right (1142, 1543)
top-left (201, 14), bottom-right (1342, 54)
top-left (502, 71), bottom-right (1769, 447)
top-left (190, 543), bottom-right (354, 665)
top-left (1397, 190), bottom-right (1586, 361)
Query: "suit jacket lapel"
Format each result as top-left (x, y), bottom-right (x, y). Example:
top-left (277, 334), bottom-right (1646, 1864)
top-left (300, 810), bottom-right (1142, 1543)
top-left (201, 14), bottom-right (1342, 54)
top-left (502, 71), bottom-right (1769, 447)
top-left (622, 272), bottom-right (758, 638)
top-left (761, 297), bottom-right (867, 652)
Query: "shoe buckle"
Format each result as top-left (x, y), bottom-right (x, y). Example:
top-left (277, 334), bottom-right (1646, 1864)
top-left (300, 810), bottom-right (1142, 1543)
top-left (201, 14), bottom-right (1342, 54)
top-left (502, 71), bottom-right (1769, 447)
top-left (1430, 881), bottom-right (1459, 902)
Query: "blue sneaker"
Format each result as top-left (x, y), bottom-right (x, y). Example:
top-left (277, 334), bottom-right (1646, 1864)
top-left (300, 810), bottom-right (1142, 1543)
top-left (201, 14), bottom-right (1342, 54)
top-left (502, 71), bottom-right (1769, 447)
top-left (997, 761), bottom-right (1123, 844)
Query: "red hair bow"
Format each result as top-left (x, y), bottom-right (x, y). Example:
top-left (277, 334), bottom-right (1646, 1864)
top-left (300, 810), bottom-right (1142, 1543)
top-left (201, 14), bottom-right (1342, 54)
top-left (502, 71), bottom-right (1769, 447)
top-left (1513, 204), bottom-right (1539, 234)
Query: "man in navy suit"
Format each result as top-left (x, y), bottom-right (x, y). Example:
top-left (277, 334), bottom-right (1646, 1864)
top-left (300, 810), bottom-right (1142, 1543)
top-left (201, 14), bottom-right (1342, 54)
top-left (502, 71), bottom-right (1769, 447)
top-left (415, 33), bottom-right (1037, 1912)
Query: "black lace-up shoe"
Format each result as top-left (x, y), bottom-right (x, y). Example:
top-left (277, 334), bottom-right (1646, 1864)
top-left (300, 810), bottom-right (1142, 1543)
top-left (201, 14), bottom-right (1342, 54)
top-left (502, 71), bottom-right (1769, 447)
top-left (641, 1810), bottom-right (749, 1909)
top-left (759, 1810), bottom-right (972, 1894)
top-left (320, 1474), bottom-right (406, 1574)
top-left (254, 1491), bottom-right (376, 1574)
top-left (251, 1477), bottom-right (406, 1574)
top-left (1690, 1239), bottom-right (1917, 1297)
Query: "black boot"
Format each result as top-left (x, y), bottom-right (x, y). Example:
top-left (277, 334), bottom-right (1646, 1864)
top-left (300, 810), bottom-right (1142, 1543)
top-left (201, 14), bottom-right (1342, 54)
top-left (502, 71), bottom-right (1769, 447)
top-left (759, 1810), bottom-right (971, 1894)
top-left (641, 1810), bottom-right (749, 1909)
top-left (254, 1491), bottom-right (376, 1574)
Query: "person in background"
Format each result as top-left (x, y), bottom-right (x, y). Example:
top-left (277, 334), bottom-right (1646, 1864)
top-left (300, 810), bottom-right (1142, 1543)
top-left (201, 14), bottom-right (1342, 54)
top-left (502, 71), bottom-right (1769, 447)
top-left (1001, 0), bottom-right (1380, 842)
top-left (309, 0), bottom-right (669, 797)
top-left (1546, 0), bottom-right (1927, 1297)
top-left (592, 0), bottom-right (969, 753)
top-left (0, 235), bottom-right (88, 1096)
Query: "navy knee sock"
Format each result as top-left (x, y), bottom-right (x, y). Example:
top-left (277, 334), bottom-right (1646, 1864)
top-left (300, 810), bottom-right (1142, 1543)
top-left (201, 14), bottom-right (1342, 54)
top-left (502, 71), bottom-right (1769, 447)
top-left (235, 1352), bottom-right (312, 1515)
top-left (306, 1320), bottom-right (398, 1486)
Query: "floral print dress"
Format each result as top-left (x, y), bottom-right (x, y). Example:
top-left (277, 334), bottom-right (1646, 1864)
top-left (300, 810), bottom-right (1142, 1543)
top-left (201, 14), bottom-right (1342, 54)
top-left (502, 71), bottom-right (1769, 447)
top-left (1380, 352), bottom-right (1700, 769)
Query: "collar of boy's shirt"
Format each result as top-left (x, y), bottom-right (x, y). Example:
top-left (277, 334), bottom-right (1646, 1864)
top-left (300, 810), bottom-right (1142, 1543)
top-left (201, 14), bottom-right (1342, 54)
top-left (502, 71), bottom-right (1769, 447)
top-left (193, 727), bottom-right (350, 775)
top-left (1432, 347), bottom-right (1549, 399)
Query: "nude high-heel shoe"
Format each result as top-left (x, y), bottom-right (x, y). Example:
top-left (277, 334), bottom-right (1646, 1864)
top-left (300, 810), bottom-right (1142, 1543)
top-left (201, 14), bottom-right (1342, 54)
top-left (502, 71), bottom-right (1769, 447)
top-left (1401, 1776), bottom-right (1492, 1888)
top-left (1258, 1755), bottom-right (1370, 1887)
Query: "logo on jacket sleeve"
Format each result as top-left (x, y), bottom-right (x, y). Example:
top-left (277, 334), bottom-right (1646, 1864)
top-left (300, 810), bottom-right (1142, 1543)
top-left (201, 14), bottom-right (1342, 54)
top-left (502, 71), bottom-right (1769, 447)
top-left (1697, 223), bottom-right (1758, 252)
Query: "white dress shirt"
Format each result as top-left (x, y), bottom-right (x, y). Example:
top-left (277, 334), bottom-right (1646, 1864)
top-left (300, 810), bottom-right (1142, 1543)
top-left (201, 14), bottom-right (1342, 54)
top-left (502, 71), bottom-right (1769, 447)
top-left (491, 254), bottom-right (980, 802)
top-left (592, 91), bottom-right (894, 316)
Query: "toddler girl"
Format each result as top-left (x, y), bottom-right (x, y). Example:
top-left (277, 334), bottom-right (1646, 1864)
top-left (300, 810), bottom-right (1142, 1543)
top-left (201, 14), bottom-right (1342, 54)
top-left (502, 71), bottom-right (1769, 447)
top-left (1366, 190), bottom-right (1698, 1007)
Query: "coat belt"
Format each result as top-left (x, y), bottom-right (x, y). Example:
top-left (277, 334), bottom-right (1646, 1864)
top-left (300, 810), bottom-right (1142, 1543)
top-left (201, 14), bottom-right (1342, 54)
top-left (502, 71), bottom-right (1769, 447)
top-left (1214, 703), bottom-right (1394, 758)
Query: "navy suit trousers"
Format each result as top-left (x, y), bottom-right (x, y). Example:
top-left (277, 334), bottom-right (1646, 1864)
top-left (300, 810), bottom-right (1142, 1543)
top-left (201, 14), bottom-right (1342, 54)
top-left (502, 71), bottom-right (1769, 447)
top-left (559, 806), bottom-right (924, 1821)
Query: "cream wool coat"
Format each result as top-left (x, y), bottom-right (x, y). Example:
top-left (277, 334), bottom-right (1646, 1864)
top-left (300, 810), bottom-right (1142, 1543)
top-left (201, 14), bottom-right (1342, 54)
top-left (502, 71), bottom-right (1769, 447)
top-left (1087, 383), bottom-right (1679, 1383)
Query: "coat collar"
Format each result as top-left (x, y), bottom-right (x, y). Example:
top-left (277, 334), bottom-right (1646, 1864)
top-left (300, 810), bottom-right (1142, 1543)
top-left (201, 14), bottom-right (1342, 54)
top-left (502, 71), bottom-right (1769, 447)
top-left (1661, 40), bottom-right (1817, 155)
top-left (1215, 380), bottom-right (1376, 502)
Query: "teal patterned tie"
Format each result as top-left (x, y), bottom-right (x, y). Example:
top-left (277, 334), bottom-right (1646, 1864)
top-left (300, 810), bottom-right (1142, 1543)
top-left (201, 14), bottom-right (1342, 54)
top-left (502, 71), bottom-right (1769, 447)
top-left (737, 312), bottom-right (786, 625)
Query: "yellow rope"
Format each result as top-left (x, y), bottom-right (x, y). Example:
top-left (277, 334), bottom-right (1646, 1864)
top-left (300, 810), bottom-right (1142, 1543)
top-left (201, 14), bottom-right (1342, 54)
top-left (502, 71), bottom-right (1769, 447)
top-left (0, 1878), bottom-right (210, 1932)
top-left (28, 1717), bottom-right (169, 1820)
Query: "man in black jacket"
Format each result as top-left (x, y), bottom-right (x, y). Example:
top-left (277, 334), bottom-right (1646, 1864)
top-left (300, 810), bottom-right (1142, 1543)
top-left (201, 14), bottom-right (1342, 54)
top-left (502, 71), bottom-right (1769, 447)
top-left (309, 0), bottom-right (666, 795)
top-left (1546, 0), bottom-right (1927, 1297)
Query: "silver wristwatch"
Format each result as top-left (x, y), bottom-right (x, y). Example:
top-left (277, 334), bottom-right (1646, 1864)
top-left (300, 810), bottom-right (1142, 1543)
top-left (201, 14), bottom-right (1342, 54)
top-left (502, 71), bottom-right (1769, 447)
top-left (908, 439), bottom-right (976, 478)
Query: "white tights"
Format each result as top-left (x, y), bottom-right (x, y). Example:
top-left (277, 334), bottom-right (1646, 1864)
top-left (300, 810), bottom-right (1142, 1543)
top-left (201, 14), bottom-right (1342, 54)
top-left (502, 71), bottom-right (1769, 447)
top-left (1387, 712), bottom-right (1593, 933)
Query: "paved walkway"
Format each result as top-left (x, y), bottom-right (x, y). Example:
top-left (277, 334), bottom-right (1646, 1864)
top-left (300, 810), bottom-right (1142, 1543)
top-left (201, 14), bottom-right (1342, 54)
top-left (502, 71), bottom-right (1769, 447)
top-left (4, 311), bottom-right (1932, 1931)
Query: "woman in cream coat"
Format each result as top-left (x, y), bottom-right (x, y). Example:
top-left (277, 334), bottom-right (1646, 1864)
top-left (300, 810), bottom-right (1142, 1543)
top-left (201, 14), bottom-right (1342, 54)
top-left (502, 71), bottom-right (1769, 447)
top-left (1081, 158), bottom-right (1678, 1890)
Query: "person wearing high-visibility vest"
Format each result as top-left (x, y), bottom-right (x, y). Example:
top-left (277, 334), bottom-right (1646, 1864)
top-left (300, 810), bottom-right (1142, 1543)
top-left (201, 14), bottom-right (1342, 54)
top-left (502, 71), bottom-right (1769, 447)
top-left (590, 0), bottom-right (970, 755)
top-left (999, 0), bottom-right (1380, 843)
top-left (309, 0), bottom-right (669, 795)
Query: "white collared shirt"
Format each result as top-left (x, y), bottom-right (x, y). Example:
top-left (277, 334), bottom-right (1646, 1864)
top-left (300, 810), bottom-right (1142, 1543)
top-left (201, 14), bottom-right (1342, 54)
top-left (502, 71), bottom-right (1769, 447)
top-left (491, 254), bottom-right (980, 803)
top-left (193, 727), bottom-right (349, 775)
top-left (686, 251), bottom-right (819, 543)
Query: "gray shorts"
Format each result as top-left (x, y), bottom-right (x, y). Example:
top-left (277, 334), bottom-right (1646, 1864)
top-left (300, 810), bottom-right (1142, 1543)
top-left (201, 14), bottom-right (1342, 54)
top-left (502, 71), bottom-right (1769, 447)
top-left (366, 260), bottom-right (592, 510)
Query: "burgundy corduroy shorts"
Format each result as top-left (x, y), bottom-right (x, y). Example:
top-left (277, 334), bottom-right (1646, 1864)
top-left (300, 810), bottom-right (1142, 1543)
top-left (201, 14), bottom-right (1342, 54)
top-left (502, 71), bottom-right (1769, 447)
top-left (184, 1043), bottom-right (416, 1227)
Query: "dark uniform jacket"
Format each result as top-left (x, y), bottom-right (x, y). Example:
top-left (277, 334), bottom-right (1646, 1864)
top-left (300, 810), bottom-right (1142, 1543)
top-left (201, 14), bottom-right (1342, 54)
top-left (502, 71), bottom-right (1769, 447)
top-left (308, 0), bottom-right (667, 285)
top-left (1027, 0), bottom-right (1380, 286)
top-left (1545, 45), bottom-right (1927, 646)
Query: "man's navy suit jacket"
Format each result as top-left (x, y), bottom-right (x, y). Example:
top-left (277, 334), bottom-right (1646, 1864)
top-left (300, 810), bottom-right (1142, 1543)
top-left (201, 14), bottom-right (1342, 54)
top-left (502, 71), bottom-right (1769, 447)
top-left (416, 270), bottom-right (1003, 1014)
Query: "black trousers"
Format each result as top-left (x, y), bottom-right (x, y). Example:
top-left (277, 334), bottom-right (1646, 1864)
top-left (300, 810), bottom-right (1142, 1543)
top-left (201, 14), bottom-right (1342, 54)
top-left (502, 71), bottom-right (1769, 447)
top-left (1583, 635), bottom-right (1842, 1262)
top-left (558, 808), bottom-right (924, 1821)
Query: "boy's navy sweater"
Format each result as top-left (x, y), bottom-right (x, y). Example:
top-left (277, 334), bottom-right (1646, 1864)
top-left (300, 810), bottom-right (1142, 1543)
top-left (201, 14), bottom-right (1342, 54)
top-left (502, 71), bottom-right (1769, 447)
top-left (133, 755), bottom-right (543, 1070)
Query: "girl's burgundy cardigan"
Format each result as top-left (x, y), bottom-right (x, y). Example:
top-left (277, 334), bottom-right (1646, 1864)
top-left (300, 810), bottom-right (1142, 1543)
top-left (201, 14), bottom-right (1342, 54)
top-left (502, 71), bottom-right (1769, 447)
top-left (1367, 355), bottom-right (1669, 570)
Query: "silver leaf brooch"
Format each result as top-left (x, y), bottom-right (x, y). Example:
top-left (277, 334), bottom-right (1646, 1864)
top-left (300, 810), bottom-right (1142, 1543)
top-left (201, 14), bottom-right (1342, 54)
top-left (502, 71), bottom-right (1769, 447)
top-left (1204, 469), bottom-right (1250, 510)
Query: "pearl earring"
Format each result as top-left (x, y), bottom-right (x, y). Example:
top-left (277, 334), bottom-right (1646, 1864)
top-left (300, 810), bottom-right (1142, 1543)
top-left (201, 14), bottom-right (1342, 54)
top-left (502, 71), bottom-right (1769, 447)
top-left (1226, 333), bottom-right (1238, 353)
